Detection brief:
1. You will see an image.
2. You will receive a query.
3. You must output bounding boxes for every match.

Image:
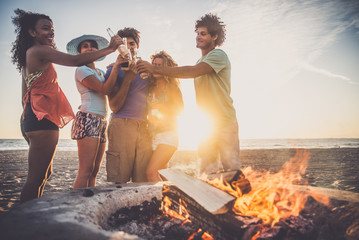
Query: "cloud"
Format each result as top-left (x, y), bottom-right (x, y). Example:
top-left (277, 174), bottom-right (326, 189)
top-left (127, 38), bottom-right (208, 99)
top-left (301, 62), bottom-right (357, 84)
top-left (210, 0), bottom-right (359, 86)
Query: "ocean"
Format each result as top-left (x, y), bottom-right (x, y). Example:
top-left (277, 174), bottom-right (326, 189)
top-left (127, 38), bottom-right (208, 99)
top-left (1, 138), bottom-right (359, 151)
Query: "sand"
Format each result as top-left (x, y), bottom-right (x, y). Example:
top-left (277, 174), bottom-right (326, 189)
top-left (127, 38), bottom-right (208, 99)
top-left (1, 148), bottom-right (358, 215)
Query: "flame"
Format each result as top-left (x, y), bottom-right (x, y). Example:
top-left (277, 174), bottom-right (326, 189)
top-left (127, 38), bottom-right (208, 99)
top-left (161, 194), bottom-right (214, 239)
top-left (188, 229), bottom-right (214, 240)
top-left (161, 196), bottom-right (189, 221)
top-left (251, 230), bottom-right (261, 240)
top-left (200, 173), bottom-right (243, 198)
top-left (204, 149), bottom-right (330, 227)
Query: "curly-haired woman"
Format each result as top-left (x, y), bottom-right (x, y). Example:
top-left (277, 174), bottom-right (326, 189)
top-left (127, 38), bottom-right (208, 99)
top-left (11, 9), bottom-right (121, 202)
top-left (146, 51), bottom-right (184, 181)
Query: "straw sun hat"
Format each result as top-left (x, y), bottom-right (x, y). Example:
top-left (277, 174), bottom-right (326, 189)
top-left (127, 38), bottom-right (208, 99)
top-left (66, 34), bottom-right (109, 61)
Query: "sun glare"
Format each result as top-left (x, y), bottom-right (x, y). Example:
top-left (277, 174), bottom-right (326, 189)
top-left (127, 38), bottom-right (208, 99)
top-left (177, 108), bottom-right (213, 150)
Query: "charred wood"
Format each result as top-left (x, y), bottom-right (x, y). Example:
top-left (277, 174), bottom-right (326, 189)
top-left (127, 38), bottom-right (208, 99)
top-left (207, 169), bottom-right (252, 195)
top-left (163, 184), bottom-right (245, 240)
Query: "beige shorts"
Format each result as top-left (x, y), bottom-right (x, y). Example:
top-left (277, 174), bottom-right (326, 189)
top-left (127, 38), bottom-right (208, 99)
top-left (106, 118), bottom-right (152, 183)
top-left (152, 130), bottom-right (179, 150)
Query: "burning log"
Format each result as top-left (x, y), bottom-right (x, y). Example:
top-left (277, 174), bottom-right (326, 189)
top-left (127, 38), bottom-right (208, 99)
top-left (162, 183), bottom-right (318, 240)
top-left (98, 179), bottom-right (359, 240)
top-left (207, 169), bottom-right (252, 195)
top-left (107, 150), bottom-right (358, 239)
top-left (160, 151), bottom-right (359, 240)
top-left (162, 183), bottom-right (359, 240)
top-left (162, 184), bottom-right (246, 239)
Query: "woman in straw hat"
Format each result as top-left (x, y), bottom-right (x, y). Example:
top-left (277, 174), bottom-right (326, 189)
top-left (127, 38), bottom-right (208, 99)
top-left (67, 35), bottom-right (126, 189)
top-left (11, 8), bottom-right (121, 203)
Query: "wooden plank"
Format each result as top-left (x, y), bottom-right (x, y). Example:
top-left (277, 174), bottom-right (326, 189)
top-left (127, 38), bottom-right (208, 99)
top-left (159, 169), bottom-right (235, 214)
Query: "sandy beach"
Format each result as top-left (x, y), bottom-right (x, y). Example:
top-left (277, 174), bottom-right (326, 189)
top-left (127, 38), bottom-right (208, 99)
top-left (1, 148), bottom-right (358, 215)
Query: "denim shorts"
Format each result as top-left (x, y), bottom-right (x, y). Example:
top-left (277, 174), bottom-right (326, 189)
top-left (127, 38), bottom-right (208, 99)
top-left (152, 130), bottom-right (179, 150)
top-left (71, 111), bottom-right (107, 143)
top-left (22, 103), bottom-right (59, 133)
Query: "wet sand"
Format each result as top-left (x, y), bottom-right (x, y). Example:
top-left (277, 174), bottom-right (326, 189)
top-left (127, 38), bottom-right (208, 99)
top-left (1, 148), bottom-right (358, 215)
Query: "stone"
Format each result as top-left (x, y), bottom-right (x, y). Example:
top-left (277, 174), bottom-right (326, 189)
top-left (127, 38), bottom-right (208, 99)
top-left (0, 182), bottom-right (163, 240)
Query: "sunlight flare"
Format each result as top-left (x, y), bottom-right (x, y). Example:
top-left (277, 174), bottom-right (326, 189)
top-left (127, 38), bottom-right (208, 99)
top-left (177, 109), bottom-right (213, 150)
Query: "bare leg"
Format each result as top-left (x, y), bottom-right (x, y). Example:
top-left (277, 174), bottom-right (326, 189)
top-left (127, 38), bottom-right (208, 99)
top-left (38, 163), bottom-right (53, 196)
top-left (20, 130), bottom-right (59, 203)
top-left (73, 137), bottom-right (100, 189)
top-left (88, 142), bottom-right (106, 187)
top-left (22, 124), bottom-right (52, 196)
top-left (146, 144), bottom-right (177, 182)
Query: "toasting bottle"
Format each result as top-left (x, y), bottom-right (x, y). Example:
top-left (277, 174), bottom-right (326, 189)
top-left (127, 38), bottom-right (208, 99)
top-left (133, 49), bottom-right (149, 79)
top-left (119, 38), bottom-right (132, 70)
top-left (106, 28), bottom-right (131, 70)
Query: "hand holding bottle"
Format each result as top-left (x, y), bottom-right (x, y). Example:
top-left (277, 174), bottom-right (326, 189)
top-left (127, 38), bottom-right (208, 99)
top-left (134, 50), bottom-right (149, 79)
top-left (108, 35), bottom-right (122, 52)
top-left (136, 59), bottom-right (153, 78)
top-left (107, 28), bottom-right (131, 70)
top-left (113, 53), bottom-right (129, 68)
top-left (107, 28), bottom-right (123, 51)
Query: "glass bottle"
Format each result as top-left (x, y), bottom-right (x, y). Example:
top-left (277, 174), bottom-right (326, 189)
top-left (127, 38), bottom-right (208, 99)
top-left (106, 28), bottom-right (131, 70)
top-left (134, 50), bottom-right (148, 79)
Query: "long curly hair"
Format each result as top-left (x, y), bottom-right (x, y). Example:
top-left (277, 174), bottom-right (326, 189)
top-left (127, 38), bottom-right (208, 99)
top-left (149, 50), bottom-right (180, 91)
top-left (11, 9), bottom-right (53, 72)
top-left (195, 13), bottom-right (226, 47)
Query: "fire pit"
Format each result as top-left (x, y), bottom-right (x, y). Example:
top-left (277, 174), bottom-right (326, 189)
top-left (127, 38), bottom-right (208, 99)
top-left (101, 183), bottom-right (358, 240)
top-left (0, 183), bottom-right (164, 240)
top-left (0, 181), bottom-right (358, 240)
top-left (106, 197), bottom-right (213, 240)
top-left (104, 150), bottom-right (359, 240)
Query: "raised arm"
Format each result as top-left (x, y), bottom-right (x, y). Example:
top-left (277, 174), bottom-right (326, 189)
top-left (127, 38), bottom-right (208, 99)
top-left (137, 60), bottom-right (214, 79)
top-left (80, 54), bottom-right (124, 95)
top-left (108, 63), bottom-right (137, 113)
top-left (26, 36), bottom-right (122, 73)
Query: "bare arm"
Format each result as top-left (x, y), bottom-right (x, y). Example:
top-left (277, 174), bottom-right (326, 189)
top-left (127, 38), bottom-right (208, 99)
top-left (108, 63), bottom-right (137, 113)
top-left (26, 36), bottom-right (122, 73)
top-left (81, 54), bottom-right (124, 95)
top-left (137, 60), bottom-right (214, 79)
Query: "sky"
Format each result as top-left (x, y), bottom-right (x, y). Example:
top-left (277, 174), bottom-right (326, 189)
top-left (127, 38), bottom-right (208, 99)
top-left (0, 0), bottom-right (358, 144)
